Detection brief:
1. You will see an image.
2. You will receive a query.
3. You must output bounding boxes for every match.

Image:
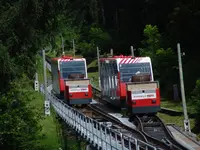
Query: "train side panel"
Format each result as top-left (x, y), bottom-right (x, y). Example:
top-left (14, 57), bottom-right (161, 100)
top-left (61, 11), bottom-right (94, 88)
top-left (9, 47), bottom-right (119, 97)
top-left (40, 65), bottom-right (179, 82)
top-left (100, 59), bottom-right (121, 106)
top-left (51, 59), bottom-right (60, 95)
top-left (64, 79), bottom-right (92, 105)
top-left (51, 58), bottom-right (65, 97)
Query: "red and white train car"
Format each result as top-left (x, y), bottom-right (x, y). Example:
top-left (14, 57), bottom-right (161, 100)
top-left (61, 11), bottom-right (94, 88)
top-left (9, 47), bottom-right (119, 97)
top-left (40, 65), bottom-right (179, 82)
top-left (51, 55), bottom-right (92, 105)
top-left (100, 55), bottom-right (160, 114)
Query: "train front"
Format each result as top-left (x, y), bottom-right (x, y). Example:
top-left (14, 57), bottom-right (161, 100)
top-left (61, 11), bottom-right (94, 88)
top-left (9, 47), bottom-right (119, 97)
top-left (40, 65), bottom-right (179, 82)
top-left (119, 57), bottom-right (161, 114)
top-left (60, 58), bottom-right (92, 105)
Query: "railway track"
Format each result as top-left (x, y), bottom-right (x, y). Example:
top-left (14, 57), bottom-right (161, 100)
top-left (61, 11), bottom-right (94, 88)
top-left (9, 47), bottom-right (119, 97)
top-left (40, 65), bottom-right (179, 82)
top-left (72, 105), bottom-right (155, 150)
top-left (70, 104), bottom-right (148, 143)
top-left (88, 104), bottom-right (148, 141)
top-left (92, 86), bottom-right (190, 150)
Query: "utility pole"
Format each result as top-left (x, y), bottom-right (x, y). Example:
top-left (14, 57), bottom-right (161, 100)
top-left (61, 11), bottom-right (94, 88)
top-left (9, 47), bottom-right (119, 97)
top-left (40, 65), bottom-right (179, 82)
top-left (72, 39), bottom-right (75, 57)
top-left (110, 48), bottom-right (113, 57)
top-left (130, 46), bottom-right (135, 58)
top-left (42, 49), bottom-right (50, 116)
top-left (177, 43), bottom-right (190, 132)
top-left (97, 47), bottom-right (101, 89)
top-left (34, 58), bottom-right (39, 92)
top-left (34, 72), bottom-right (39, 92)
top-left (61, 34), bottom-right (65, 55)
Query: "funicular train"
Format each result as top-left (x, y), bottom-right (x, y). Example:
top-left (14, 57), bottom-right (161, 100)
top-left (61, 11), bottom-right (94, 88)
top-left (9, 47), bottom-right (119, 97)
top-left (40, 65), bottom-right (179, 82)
top-left (51, 55), bottom-right (92, 105)
top-left (99, 55), bottom-right (161, 114)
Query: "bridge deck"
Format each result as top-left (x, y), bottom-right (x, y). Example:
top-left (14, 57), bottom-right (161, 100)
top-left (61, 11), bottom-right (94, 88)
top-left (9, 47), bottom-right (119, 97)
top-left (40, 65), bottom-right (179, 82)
top-left (167, 125), bottom-right (200, 150)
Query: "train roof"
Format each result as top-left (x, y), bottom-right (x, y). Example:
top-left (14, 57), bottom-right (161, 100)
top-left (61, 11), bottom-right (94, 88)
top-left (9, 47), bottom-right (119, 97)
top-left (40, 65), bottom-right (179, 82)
top-left (52, 55), bottom-right (85, 62)
top-left (100, 55), bottom-right (151, 64)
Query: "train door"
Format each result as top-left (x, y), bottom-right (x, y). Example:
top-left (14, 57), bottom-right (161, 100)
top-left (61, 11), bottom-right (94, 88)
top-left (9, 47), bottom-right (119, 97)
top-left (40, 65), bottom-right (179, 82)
top-left (113, 61), bottom-right (118, 99)
top-left (108, 63), bottom-right (112, 99)
top-left (110, 62), bottom-right (115, 100)
top-left (100, 62), bottom-right (104, 95)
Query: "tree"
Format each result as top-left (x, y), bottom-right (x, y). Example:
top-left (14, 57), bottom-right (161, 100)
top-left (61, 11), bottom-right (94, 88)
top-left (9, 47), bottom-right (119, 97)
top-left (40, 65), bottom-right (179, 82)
top-left (0, 1), bottom-right (69, 148)
top-left (140, 25), bottom-right (178, 98)
top-left (0, 75), bottom-right (43, 150)
top-left (78, 25), bottom-right (111, 57)
top-left (190, 79), bottom-right (200, 133)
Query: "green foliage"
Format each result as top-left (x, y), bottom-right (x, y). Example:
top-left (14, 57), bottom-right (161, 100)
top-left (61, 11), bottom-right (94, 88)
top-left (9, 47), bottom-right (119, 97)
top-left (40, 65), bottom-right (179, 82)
top-left (78, 26), bottom-right (111, 57)
top-left (78, 42), bottom-right (96, 57)
top-left (89, 0), bottom-right (99, 24)
top-left (50, 22), bottom-right (111, 57)
top-left (190, 79), bottom-right (200, 132)
top-left (140, 25), bottom-right (178, 97)
top-left (0, 1), bottom-right (70, 148)
top-left (191, 80), bottom-right (200, 101)
top-left (142, 25), bottom-right (161, 51)
top-left (0, 43), bottom-right (16, 92)
top-left (0, 75), bottom-right (43, 150)
top-left (89, 27), bottom-right (111, 45)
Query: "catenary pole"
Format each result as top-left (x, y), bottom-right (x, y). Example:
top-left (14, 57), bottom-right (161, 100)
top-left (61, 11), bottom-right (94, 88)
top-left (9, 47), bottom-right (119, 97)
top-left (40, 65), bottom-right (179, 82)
top-left (73, 39), bottom-right (75, 57)
top-left (42, 49), bottom-right (47, 101)
top-left (110, 48), bottom-right (113, 57)
top-left (61, 35), bottom-right (65, 55)
top-left (42, 49), bottom-right (50, 116)
top-left (97, 47), bottom-right (101, 89)
top-left (130, 46), bottom-right (135, 57)
top-left (177, 43), bottom-right (190, 132)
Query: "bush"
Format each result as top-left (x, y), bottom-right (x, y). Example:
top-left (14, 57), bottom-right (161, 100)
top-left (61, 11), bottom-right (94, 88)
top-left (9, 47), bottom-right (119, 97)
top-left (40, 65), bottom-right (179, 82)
top-left (190, 79), bottom-right (200, 132)
top-left (139, 25), bottom-right (178, 98)
top-left (0, 75), bottom-right (43, 150)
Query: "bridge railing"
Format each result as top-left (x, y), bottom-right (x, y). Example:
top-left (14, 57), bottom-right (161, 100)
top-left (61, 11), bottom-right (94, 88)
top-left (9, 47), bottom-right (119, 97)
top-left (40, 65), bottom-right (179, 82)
top-left (39, 84), bottom-right (157, 150)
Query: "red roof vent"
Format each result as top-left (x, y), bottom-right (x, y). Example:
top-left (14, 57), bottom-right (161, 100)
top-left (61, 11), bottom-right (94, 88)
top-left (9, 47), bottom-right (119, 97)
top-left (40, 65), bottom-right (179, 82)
top-left (62, 55), bottom-right (73, 59)
top-left (113, 55), bottom-right (132, 58)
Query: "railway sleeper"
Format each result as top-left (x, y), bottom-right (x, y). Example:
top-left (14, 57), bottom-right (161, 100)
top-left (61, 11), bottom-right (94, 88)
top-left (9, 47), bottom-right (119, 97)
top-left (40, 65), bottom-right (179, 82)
top-left (147, 134), bottom-right (166, 138)
top-left (144, 126), bottom-right (163, 130)
top-left (142, 122), bottom-right (162, 127)
top-left (144, 127), bottom-right (165, 132)
top-left (161, 138), bottom-right (173, 148)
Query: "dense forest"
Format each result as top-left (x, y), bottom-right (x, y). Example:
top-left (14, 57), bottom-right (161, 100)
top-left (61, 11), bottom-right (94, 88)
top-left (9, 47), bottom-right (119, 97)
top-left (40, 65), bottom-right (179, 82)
top-left (1, 0), bottom-right (200, 149)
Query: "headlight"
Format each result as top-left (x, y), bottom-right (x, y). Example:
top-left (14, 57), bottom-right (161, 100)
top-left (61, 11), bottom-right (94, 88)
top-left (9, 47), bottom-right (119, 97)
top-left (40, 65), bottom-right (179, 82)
top-left (152, 100), bottom-right (156, 103)
top-left (132, 100), bottom-right (136, 104)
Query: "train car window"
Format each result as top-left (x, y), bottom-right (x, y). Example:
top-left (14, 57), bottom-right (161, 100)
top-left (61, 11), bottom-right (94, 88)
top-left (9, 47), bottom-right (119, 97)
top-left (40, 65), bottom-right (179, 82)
top-left (68, 74), bottom-right (84, 79)
top-left (60, 61), bottom-right (86, 78)
top-left (120, 63), bottom-right (151, 82)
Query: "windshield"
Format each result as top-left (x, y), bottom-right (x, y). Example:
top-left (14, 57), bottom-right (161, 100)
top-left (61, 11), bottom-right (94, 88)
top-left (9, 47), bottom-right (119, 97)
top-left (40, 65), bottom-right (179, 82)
top-left (120, 63), bottom-right (152, 82)
top-left (60, 61), bottom-right (86, 79)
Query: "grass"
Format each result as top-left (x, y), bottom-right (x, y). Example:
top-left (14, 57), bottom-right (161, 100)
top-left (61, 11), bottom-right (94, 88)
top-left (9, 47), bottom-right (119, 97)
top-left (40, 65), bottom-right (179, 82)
top-left (36, 53), bottom-right (89, 149)
top-left (88, 72), bottom-right (99, 87)
top-left (87, 59), bottom-right (99, 88)
top-left (159, 99), bottom-right (199, 136)
top-left (157, 113), bottom-right (195, 129)
top-left (35, 56), bottom-right (62, 149)
top-left (32, 92), bottom-right (62, 150)
top-left (87, 59), bottom-right (97, 68)
top-left (161, 99), bottom-right (197, 114)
